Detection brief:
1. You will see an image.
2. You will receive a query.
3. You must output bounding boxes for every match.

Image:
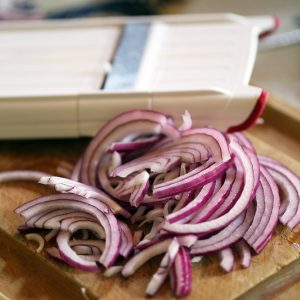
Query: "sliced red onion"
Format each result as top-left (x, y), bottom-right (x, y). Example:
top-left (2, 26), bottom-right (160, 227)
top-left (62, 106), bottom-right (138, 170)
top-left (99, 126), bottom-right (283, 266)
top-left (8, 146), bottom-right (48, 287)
top-left (0, 170), bottom-right (50, 183)
top-left (112, 142), bottom-right (210, 179)
top-left (122, 235), bottom-right (196, 277)
top-left (25, 208), bottom-right (95, 229)
top-left (72, 245), bottom-right (97, 255)
top-left (243, 183), bottom-right (265, 242)
top-left (44, 229), bottom-right (59, 242)
top-left (218, 248), bottom-right (234, 272)
top-left (251, 167), bottom-right (280, 252)
top-left (211, 178), bottom-right (223, 197)
top-left (97, 155), bottom-right (121, 199)
top-left (190, 167), bottom-right (236, 223)
top-left (256, 233), bottom-right (272, 253)
top-left (109, 136), bottom-right (160, 152)
top-left (166, 181), bottom-right (215, 224)
top-left (69, 240), bottom-right (105, 254)
top-left (122, 239), bottom-right (173, 277)
top-left (146, 238), bottom-right (180, 296)
top-left (209, 160), bottom-right (244, 219)
top-left (163, 139), bottom-right (254, 235)
top-left (119, 221), bottom-right (133, 258)
top-left (244, 167), bottom-right (279, 253)
top-left (151, 127), bottom-right (233, 195)
top-left (153, 159), bottom-right (233, 198)
top-left (79, 110), bottom-right (179, 186)
top-left (235, 240), bottom-right (251, 268)
top-left (39, 176), bottom-right (129, 217)
top-left (259, 156), bottom-right (300, 229)
top-left (11, 109), bottom-right (300, 299)
top-left (266, 169), bottom-right (298, 225)
top-left (178, 111), bottom-right (192, 132)
top-left (25, 233), bottom-right (45, 253)
top-left (191, 203), bottom-right (255, 255)
top-left (46, 247), bottom-right (100, 263)
top-left (154, 158), bottom-right (220, 198)
top-left (15, 194), bottom-right (121, 268)
top-left (170, 246), bottom-right (192, 298)
top-left (109, 151), bottom-right (122, 173)
top-left (68, 220), bottom-right (106, 241)
top-left (104, 266), bottom-right (123, 277)
top-left (231, 132), bottom-right (255, 151)
top-left (141, 195), bottom-right (173, 206)
top-left (191, 256), bottom-right (203, 264)
top-left (134, 233), bottom-right (170, 251)
top-left (116, 171), bottom-right (150, 207)
top-left (173, 190), bottom-right (193, 212)
top-left (244, 147), bottom-right (260, 199)
top-left (57, 230), bottom-right (100, 272)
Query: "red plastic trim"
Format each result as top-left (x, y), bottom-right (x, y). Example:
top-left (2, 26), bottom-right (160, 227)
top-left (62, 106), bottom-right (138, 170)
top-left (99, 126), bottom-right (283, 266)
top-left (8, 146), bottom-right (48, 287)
top-left (259, 16), bottom-right (281, 39)
top-left (227, 89), bottom-right (269, 133)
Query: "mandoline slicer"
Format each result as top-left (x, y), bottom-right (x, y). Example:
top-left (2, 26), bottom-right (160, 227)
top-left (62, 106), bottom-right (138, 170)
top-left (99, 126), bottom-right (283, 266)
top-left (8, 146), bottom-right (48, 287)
top-left (0, 13), bottom-right (279, 139)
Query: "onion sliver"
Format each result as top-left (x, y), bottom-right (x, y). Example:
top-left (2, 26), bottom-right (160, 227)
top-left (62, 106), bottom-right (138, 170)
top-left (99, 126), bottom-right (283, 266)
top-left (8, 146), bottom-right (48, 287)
top-left (235, 240), bottom-right (251, 268)
top-left (191, 204), bottom-right (254, 255)
top-left (15, 194), bottom-right (121, 268)
top-left (163, 139), bottom-right (254, 235)
top-left (39, 176), bottom-right (129, 217)
top-left (109, 136), bottom-right (160, 152)
top-left (259, 156), bottom-right (300, 229)
top-left (25, 233), bottom-right (45, 253)
top-left (208, 160), bottom-right (244, 219)
top-left (119, 221), bottom-right (133, 258)
top-left (170, 246), bottom-right (192, 297)
top-left (218, 248), bottom-right (234, 272)
top-left (79, 110), bottom-right (179, 186)
top-left (146, 238), bottom-right (180, 296)
top-left (190, 167), bottom-right (236, 223)
top-left (104, 266), bottom-right (123, 277)
top-left (166, 181), bottom-right (215, 224)
top-left (0, 170), bottom-right (50, 183)
top-left (251, 167), bottom-right (280, 252)
top-left (57, 230), bottom-right (99, 272)
top-left (122, 235), bottom-right (196, 277)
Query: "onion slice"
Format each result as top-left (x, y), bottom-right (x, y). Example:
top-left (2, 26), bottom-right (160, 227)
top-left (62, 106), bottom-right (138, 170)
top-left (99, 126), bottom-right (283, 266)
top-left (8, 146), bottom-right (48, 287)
top-left (218, 248), bottom-right (234, 272)
top-left (163, 139), bottom-right (254, 235)
top-left (170, 246), bottom-right (192, 298)
top-left (25, 233), bottom-right (45, 253)
top-left (0, 170), bottom-right (50, 183)
top-left (146, 238), bottom-right (180, 296)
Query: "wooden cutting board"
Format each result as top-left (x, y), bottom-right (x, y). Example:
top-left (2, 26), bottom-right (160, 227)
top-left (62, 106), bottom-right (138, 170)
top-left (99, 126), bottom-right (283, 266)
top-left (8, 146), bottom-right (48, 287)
top-left (0, 96), bottom-right (299, 300)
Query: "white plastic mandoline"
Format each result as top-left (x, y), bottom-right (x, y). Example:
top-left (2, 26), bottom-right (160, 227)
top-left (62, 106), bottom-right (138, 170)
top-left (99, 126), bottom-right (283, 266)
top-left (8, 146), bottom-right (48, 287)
top-left (0, 13), bottom-right (279, 139)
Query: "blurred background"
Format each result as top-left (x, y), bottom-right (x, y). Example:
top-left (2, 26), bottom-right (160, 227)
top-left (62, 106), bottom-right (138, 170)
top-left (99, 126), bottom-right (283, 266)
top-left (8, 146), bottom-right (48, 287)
top-left (0, 0), bottom-right (299, 107)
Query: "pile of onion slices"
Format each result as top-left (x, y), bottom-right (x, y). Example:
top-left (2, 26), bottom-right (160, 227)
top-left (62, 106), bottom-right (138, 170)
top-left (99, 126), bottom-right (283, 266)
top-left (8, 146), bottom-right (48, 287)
top-left (3, 110), bottom-right (299, 298)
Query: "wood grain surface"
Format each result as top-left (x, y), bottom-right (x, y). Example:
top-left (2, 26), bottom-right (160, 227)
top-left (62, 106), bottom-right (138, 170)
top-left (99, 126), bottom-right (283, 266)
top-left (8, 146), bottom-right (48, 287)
top-left (0, 97), bottom-right (299, 300)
